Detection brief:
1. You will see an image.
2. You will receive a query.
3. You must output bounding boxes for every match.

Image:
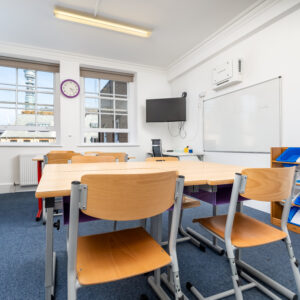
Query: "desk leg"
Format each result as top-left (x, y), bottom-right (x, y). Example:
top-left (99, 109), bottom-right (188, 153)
top-left (148, 214), bottom-right (171, 299)
top-left (186, 190), bottom-right (224, 255)
top-left (45, 198), bottom-right (56, 300)
top-left (36, 161), bottom-right (43, 222)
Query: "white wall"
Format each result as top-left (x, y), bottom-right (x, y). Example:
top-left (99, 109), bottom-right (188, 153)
top-left (168, 3), bottom-right (300, 212)
top-left (0, 42), bottom-right (172, 192)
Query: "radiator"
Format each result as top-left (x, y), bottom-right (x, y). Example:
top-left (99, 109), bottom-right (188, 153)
top-left (19, 155), bottom-right (38, 186)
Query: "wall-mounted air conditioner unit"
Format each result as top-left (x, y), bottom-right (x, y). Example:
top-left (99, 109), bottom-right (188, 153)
top-left (212, 58), bottom-right (242, 90)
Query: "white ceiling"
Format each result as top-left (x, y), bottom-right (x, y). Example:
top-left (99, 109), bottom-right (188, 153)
top-left (0, 0), bottom-right (257, 67)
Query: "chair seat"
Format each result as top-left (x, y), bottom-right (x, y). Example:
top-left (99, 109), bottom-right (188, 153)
top-left (77, 227), bottom-right (171, 285)
top-left (193, 212), bottom-right (287, 248)
top-left (182, 196), bottom-right (200, 209)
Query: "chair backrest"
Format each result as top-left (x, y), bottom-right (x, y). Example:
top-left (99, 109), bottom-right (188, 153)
top-left (240, 167), bottom-right (295, 201)
top-left (84, 151), bottom-right (101, 156)
top-left (50, 150), bottom-right (74, 154)
top-left (97, 152), bottom-right (127, 162)
top-left (152, 139), bottom-right (162, 157)
top-left (71, 155), bottom-right (116, 163)
top-left (46, 152), bottom-right (80, 164)
top-left (146, 156), bottom-right (179, 162)
top-left (81, 171), bottom-right (178, 221)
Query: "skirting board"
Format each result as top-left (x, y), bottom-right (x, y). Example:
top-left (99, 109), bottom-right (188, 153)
top-left (0, 183), bottom-right (36, 194)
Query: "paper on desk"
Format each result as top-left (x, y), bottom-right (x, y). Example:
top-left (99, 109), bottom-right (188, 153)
top-left (291, 209), bottom-right (300, 225)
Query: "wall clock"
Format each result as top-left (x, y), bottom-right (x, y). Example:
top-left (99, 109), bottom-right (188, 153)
top-left (60, 79), bottom-right (80, 98)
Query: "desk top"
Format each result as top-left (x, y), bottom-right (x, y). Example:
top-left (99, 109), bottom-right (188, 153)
top-left (35, 161), bottom-right (244, 198)
top-left (32, 155), bottom-right (44, 162)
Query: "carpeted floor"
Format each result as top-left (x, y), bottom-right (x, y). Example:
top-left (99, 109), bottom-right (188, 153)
top-left (0, 192), bottom-right (299, 300)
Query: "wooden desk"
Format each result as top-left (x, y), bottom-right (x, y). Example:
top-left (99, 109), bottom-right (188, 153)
top-left (36, 161), bottom-right (242, 198)
top-left (38, 161), bottom-right (243, 300)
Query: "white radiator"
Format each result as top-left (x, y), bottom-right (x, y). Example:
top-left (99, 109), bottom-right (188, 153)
top-left (19, 155), bottom-right (38, 186)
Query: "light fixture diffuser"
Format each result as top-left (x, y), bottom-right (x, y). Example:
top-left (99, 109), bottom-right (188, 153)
top-left (53, 7), bottom-right (152, 38)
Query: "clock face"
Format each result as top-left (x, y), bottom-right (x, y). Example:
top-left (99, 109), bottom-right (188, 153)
top-left (60, 79), bottom-right (80, 98)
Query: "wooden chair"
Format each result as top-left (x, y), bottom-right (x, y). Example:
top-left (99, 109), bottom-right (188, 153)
top-left (46, 152), bottom-right (80, 164)
top-left (146, 156), bottom-right (179, 162)
top-left (71, 155), bottom-right (116, 163)
top-left (190, 167), bottom-right (300, 300)
top-left (67, 171), bottom-right (185, 299)
top-left (50, 150), bottom-right (75, 153)
top-left (85, 152), bottom-right (128, 162)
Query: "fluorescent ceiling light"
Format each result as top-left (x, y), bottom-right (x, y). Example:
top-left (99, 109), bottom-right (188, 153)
top-left (54, 7), bottom-right (152, 38)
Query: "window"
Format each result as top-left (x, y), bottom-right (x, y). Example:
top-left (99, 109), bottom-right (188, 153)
top-left (80, 68), bottom-right (134, 144)
top-left (0, 57), bottom-right (59, 144)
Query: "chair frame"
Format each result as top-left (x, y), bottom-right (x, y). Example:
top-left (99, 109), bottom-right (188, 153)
top-left (188, 170), bottom-right (300, 300)
top-left (67, 174), bottom-right (186, 300)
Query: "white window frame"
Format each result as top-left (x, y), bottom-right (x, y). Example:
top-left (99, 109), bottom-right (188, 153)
top-left (80, 77), bottom-right (136, 146)
top-left (0, 69), bottom-right (60, 146)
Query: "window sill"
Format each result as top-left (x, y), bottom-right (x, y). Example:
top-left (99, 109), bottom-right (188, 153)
top-left (77, 143), bottom-right (140, 147)
top-left (0, 144), bottom-right (63, 147)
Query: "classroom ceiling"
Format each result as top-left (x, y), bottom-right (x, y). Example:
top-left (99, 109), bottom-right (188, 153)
top-left (1, 0), bottom-right (257, 67)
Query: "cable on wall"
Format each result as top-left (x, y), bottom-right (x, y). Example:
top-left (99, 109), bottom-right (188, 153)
top-left (167, 92), bottom-right (187, 139)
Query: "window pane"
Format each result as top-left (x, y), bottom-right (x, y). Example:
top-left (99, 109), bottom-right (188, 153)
top-left (100, 79), bottom-right (113, 96)
top-left (0, 103), bottom-right (15, 108)
top-left (83, 132), bottom-right (128, 143)
top-left (18, 69), bottom-right (36, 87)
top-left (115, 100), bottom-right (127, 113)
top-left (101, 114), bottom-right (114, 128)
top-left (84, 132), bottom-right (99, 143)
top-left (85, 98), bottom-right (99, 113)
top-left (37, 112), bottom-right (54, 127)
top-left (115, 81), bottom-right (127, 97)
top-left (85, 78), bottom-right (98, 94)
top-left (16, 109), bottom-right (35, 126)
top-left (17, 90), bottom-right (35, 107)
top-left (0, 130), bottom-right (56, 143)
top-left (85, 114), bottom-right (99, 128)
top-left (101, 99), bottom-right (113, 113)
top-left (0, 90), bottom-right (15, 103)
top-left (36, 71), bottom-right (53, 88)
top-left (37, 93), bottom-right (53, 105)
top-left (0, 67), bottom-right (16, 85)
top-left (0, 108), bottom-right (15, 125)
top-left (115, 115), bottom-right (127, 129)
top-left (117, 133), bottom-right (128, 143)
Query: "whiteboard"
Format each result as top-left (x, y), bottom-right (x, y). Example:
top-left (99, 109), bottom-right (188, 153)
top-left (203, 77), bottom-right (281, 153)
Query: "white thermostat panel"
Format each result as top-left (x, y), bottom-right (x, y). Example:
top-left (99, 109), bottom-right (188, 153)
top-left (212, 58), bottom-right (242, 90)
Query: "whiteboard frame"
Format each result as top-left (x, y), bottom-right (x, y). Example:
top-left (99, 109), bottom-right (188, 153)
top-left (203, 76), bottom-right (282, 154)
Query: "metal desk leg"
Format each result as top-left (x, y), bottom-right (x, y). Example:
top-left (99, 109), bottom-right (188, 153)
top-left (148, 214), bottom-right (171, 299)
top-left (186, 204), bottom-right (224, 255)
top-left (45, 198), bottom-right (56, 300)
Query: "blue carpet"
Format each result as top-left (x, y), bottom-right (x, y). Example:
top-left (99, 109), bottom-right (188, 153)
top-left (0, 192), bottom-right (299, 299)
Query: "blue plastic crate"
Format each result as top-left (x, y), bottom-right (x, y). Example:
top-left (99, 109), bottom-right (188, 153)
top-left (288, 206), bottom-right (300, 227)
top-left (276, 147), bottom-right (300, 167)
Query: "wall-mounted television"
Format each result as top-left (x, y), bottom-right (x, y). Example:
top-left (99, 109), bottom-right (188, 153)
top-left (146, 96), bottom-right (186, 122)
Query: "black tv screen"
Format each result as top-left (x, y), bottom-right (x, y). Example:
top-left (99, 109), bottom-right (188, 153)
top-left (146, 97), bottom-right (186, 122)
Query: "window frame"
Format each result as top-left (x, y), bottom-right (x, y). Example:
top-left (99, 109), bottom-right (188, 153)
top-left (0, 66), bottom-right (60, 146)
top-left (80, 76), bottom-right (135, 146)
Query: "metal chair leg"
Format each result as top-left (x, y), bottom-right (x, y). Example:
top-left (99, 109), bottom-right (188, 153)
top-left (228, 257), bottom-right (243, 300)
top-left (284, 236), bottom-right (300, 296)
top-left (113, 221), bottom-right (117, 231)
